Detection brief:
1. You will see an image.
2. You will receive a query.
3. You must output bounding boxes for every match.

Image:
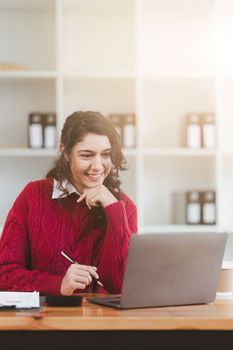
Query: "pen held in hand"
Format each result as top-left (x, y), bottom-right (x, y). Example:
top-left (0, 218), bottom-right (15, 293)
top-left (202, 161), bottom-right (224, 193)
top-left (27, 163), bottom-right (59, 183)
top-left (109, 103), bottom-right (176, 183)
top-left (61, 250), bottom-right (104, 288)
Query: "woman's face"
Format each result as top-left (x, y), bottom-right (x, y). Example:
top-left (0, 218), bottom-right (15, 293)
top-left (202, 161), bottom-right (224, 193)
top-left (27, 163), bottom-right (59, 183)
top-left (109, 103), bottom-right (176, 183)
top-left (68, 133), bottom-right (112, 193)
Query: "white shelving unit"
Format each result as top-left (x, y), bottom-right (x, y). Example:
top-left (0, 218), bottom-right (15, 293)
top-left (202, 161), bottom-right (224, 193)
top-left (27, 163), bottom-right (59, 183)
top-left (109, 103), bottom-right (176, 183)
top-left (1, 0), bottom-right (233, 258)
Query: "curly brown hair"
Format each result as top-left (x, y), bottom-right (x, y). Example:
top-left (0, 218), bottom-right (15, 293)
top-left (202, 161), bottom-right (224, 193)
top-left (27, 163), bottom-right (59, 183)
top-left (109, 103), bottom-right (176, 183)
top-left (46, 111), bottom-right (127, 227)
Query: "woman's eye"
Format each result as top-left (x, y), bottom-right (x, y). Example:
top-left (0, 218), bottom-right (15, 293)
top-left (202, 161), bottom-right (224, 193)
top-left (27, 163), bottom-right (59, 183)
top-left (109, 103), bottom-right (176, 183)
top-left (102, 153), bottom-right (111, 158)
top-left (81, 154), bottom-right (91, 159)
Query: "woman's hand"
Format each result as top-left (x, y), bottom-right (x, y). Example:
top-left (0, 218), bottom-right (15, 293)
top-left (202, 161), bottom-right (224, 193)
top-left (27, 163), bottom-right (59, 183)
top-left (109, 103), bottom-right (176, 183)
top-left (77, 185), bottom-right (118, 209)
top-left (60, 263), bottom-right (99, 296)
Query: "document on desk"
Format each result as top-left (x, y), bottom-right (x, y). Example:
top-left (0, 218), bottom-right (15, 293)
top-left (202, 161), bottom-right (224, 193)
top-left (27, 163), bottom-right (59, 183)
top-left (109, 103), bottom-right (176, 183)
top-left (0, 291), bottom-right (40, 309)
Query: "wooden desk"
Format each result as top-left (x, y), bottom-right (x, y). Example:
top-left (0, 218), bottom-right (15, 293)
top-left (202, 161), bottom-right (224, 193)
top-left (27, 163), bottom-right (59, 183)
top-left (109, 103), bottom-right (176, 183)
top-left (1, 295), bottom-right (233, 350)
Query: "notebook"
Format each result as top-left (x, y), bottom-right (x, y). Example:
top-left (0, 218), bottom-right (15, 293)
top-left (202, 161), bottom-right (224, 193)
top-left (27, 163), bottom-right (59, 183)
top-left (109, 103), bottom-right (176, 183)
top-left (87, 232), bottom-right (227, 309)
top-left (0, 291), bottom-right (40, 309)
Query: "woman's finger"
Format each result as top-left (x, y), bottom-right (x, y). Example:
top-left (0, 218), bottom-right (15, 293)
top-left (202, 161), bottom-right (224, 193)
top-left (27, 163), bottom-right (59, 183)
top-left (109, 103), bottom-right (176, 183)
top-left (68, 280), bottom-right (86, 290)
top-left (74, 264), bottom-right (99, 279)
top-left (73, 275), bottom-right (91, 286)
top-left (77, 192), bottom-right (87, 203)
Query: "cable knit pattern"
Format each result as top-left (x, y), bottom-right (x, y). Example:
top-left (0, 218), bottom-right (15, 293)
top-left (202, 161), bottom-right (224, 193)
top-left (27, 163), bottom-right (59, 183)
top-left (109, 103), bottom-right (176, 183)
top-left (0, 177), bottom-right (137, 295)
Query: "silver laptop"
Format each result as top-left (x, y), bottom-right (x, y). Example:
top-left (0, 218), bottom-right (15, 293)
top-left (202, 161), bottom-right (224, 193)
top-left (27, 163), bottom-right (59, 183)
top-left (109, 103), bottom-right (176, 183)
top-left (87, 232), bottom-right (227, 309)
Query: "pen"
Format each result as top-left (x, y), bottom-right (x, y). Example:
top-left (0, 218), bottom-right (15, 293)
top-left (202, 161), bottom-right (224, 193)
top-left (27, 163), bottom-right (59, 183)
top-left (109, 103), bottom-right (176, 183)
top-left (61, 250), bottom-right (104, 288)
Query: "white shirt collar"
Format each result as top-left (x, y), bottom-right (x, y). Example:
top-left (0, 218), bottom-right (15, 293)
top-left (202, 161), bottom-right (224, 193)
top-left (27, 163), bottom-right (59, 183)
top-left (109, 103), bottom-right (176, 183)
top-left (52, 178), bottom-right (81, 199)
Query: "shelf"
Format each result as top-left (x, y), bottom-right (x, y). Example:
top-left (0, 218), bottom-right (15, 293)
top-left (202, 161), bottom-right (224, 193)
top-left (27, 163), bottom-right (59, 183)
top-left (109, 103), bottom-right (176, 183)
top-left (0, 147), bottom-right (138, 157)
top-left (0, 148), bottom-right (57, 157)
top-left (0, 71), bottom-right (57, 80)
top-left (62, 71), bottom-right (136, 79)
top-left (0, 147), bottom-right (137, 158)
top-left (140, 225), bottom-right (222, 234)
top-left (142, 148), bottom-right (216, 157)
top-left (141, 73), bottom-right (215, 80)
top-left (61, 70), bottom-right (215, 80)
top-left (0, 71), bottom-right (214, 81)
top-left (0, 148), bottom-right (216, 158)
top-left (1, 0), bottom-right (233, 240)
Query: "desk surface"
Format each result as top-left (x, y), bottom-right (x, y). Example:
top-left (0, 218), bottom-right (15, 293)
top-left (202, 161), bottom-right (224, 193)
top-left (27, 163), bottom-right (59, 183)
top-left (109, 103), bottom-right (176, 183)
top-left (1, 294), bottom-right (233, 331)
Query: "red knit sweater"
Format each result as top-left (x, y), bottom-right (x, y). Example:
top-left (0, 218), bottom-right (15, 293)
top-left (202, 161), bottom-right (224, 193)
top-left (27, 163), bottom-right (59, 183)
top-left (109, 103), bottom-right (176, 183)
top-left (0, 178), bottom-right (137, 295)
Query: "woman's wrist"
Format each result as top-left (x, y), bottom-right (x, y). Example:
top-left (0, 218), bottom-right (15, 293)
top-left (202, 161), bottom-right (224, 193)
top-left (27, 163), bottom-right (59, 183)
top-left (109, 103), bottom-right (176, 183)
top-left (102, 197), bottom-right (118, 208)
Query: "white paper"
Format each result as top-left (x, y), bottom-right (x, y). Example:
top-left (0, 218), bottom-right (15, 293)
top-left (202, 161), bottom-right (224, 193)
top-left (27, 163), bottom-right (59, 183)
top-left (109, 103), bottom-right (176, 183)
top-left (0, 291), bottom-right (40, 308)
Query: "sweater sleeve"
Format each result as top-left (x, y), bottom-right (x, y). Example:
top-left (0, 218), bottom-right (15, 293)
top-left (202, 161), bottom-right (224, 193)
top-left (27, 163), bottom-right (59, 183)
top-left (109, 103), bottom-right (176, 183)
top-left (96, 195), bottom-right (137, 293)
top-left (0, 184), bottom-right (63, 295)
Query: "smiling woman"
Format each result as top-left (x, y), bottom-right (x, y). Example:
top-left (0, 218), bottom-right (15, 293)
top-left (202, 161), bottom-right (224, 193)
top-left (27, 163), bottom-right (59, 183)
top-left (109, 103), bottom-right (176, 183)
top-left (0, 111), bottom-right (137, 296)
top-left (70, 133), bottom-right (113, 193)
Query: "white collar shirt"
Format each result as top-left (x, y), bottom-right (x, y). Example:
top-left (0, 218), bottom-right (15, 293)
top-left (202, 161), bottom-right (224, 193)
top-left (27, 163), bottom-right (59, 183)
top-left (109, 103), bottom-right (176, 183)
top-left (52, 178), bottom-right (81, 199)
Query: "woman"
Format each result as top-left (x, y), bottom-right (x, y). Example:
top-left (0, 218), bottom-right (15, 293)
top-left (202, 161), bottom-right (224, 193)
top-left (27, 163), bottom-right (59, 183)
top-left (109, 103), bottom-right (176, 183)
top-left (0, 111), bottom-right (137, 295)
